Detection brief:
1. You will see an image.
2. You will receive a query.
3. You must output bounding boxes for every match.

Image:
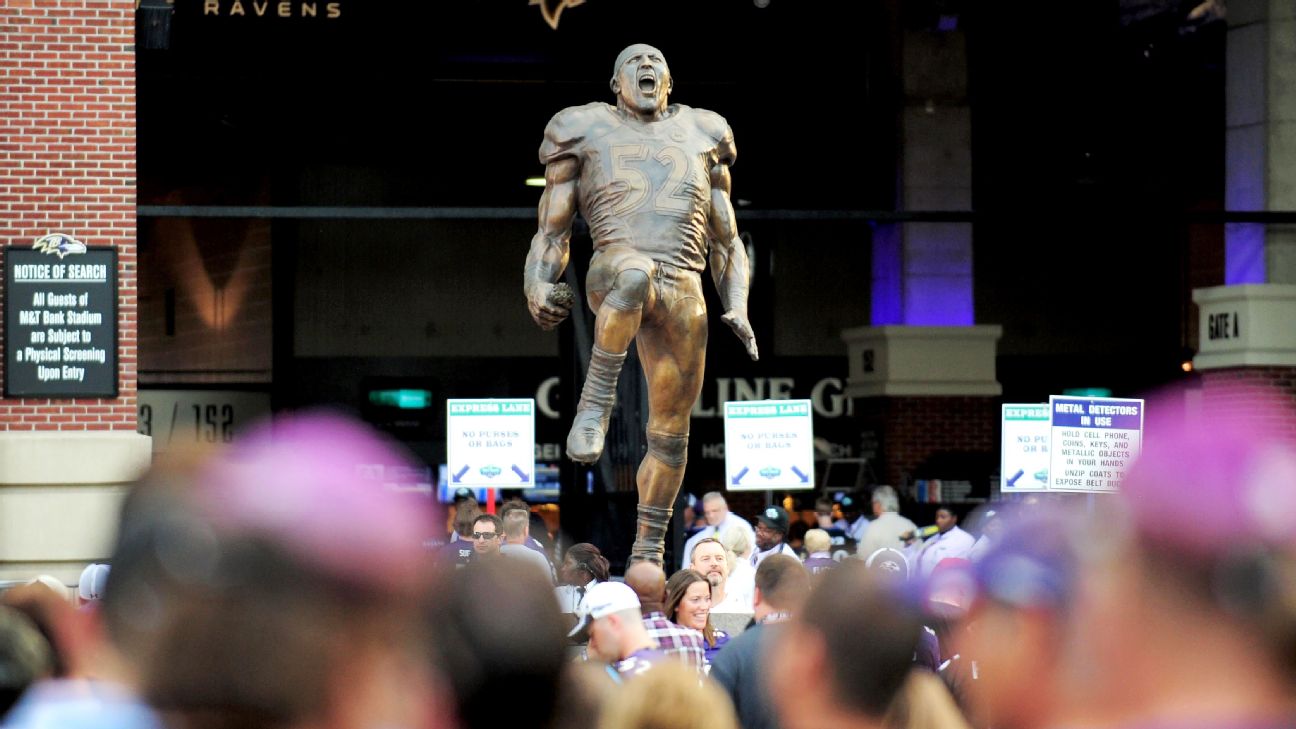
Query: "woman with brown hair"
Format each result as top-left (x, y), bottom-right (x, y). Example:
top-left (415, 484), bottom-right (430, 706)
top-left (665, 569), bottom-right (729, 665)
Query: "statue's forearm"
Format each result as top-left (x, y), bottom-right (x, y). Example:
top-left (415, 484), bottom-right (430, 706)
top-left (523, 160), bottom-right (578, 296)
top-left (711, 235), bottom-right (751, 314)
top-left (524, 237), bottom-right (567, 294)
top-left (708, 184), bottom-right (751, 314)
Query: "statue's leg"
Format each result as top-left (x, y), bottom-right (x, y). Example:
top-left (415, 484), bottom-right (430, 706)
top-left (628, 268), bottom-right (708, 566)
top-left (568, 250), bottom-right (655, 463)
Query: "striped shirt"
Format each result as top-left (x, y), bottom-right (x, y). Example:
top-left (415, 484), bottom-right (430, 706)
top-left (642, 610), bottom-right (706, 672)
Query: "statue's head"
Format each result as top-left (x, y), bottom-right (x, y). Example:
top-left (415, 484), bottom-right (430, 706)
top-left (610, 43), bottom-right (672, 117)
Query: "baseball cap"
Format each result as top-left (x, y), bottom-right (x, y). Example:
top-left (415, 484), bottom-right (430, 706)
top-left (196, 410), bottom-right (438, 594)
top-left (566, 581), bottom-right (641, 642)
top-left (926, 558), bottom-right (975, 619)
top-left (864, 548), bottom-right (910, 580)
top-left (1119, 404), bottom-right (1296, 555)
top-left (973, 509), bottom-right (1076, 611)
top-left (454, 487), bottom-right (476, 503)
top-left (77, 563), bottom-right (110, 602)
top-left (756, 505), bottom-right (789, 534)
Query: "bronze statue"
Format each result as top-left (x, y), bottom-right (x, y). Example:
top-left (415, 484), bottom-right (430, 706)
top-left (524, 44), bottom-right (758, 566)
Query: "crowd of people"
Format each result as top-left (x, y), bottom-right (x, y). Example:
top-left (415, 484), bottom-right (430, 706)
top-left (1, 400), bottom-right (1295, 729)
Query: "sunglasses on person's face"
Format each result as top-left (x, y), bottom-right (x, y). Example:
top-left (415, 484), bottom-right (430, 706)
top-left (472, 531), bottom-right (499, 540)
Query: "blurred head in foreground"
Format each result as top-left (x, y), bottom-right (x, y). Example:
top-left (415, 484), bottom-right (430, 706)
top-left (425, 558), bottom-right (568, 729)
top-left (956, 505), bottom-right (1081, 729)
top-left (102, 411), bottom-right (443, 729)
top-left (1068, 389), bottom-right (1296, 726)
top-left (597, 661), bottom-right (739, 729)
top-left (769, 563), bottom-right (921, 729)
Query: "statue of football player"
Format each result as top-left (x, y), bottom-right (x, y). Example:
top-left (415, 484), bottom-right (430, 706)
top-left (523, 44), bottom-right (759, 566)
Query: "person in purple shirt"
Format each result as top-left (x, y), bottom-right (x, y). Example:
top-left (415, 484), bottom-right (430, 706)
top-left (801, 529), bottom-right (838, 575)
top-left (437, 504), bottom-right (481, 569)
top-left (568, 582), bottom-right (667, 682)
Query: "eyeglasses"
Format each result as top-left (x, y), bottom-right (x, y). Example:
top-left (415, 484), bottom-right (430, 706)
top-left (472, 531), bottom-right (499, 540)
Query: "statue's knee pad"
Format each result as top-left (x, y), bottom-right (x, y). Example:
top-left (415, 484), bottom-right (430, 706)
top-left (604, 267), bottom-right (651, 312)
top-left (646, 429), bottom-right (689, 468)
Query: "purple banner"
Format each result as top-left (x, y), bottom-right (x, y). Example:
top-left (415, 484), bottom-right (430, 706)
top-left (1050, 397), bottom-right (1142, 430)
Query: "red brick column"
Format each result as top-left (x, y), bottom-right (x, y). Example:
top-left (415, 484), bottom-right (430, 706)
top-left (0, 0), bottom-right (136, 431)
top-left (855, 396), bottom-right (999, 489)
top-left (1199, 367), bottom-right (1296, 446)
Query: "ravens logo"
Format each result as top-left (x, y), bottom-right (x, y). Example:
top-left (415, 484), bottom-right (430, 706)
top-left (32, 233), bottom-right (87, 259)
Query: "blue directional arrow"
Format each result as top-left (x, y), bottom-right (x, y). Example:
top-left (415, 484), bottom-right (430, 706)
top-left (452, 465), bottom-right (470, 483)
top-left (731, 467), bottom-right (749, 485)
top-left (791, 466), bottom-right (810, 483)
top-left (511, 465), bottom-right (530, 483)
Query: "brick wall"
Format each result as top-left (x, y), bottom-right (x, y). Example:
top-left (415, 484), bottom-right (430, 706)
top-left (1200, 366), bottom-right (1296, 445)
top-left (855, 395), bottom-right (999, 488)
top-left (0, 0), bottom-right (136, 431)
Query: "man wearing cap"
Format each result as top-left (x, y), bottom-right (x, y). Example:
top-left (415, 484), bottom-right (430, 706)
top-left (914, 506), bottom-right (976, 577)
top-left (1053, 406), bottom-right (1296, 729)
top-left (569, 581), bottom-right (668, 682)
top-left (4, 413), bottom-right (444, 729)
top-left (752, 506), bottom-right (798, 569)
top-left (957, 510), bottom-right (1077, 729)
top-left (839, 492), bottom-right (870, 543)
top-left (448, 487), bottom-right (479, 541)
top-left (680, 492), bottom-right (756, 570)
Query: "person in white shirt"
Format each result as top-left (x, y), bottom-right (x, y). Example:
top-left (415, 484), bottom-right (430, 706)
top-left (554, 542), bottom-right (610, 614)
top-left (719, 524), bottom-right (756, 611)
top-left (691, 537), bottom-right (749, 613)
top-left (856, 486), bottom-right (918, 560)
top-left (914, 506), bottom-right (976, 576)
top-left (751, 506), bottom-right (798, 569)
top-left (680, 492), bottom-right (756, 570)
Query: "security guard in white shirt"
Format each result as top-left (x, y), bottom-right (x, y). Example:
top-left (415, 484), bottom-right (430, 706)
top-left (915, 506), bottom-right (976, 577)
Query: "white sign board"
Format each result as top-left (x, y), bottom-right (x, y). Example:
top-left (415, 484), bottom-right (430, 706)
top-left (1000, 403), bottom-right (1050, 492)
top-left (723, 399), bottom-right (815, 491)
top-left (446, 398), bottom-right (536, 489)
top-left (1047, 395), bottom-right (1144, 493)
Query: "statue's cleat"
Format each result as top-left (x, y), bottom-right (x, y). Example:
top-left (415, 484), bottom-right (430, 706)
top-left (566, 409), bottom-right (609, 463)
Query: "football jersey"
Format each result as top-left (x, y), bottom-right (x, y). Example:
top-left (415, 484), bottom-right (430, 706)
top-left (614, 647), bottom-right (669, 680)
top-left (539, 103), bottom-right (735, 272)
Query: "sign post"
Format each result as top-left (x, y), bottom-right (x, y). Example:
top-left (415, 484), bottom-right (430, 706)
top-left (1001, 404), bottom-right (1050, 492)
top-left (1047, 396), bottom-right (1144, 493)
top-left (723, 399), bottom-right (815, 491)
top-left (446, 399), bottom-right (536, 490)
